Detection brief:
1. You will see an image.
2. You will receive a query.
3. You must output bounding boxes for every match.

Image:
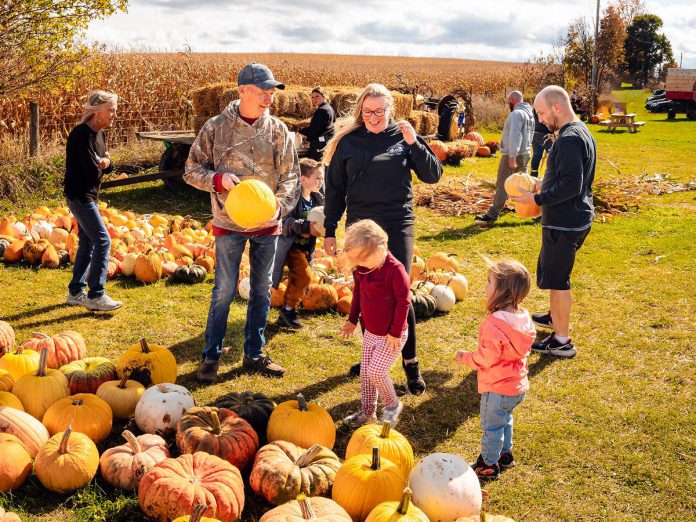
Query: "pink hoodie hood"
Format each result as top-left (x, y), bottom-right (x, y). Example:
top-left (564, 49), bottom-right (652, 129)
top-left (490, 310), bottom-right (536, 358)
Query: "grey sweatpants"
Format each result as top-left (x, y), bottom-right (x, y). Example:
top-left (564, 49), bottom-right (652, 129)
top-left (485, 154), bottom-right (530, 219)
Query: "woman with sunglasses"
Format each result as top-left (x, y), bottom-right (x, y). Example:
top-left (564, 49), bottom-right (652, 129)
top-left (322, 83), bottom-right (443, 395)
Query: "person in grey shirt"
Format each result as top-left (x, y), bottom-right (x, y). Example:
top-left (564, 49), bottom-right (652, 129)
top-left (475, 90), bottom-right (534, 226)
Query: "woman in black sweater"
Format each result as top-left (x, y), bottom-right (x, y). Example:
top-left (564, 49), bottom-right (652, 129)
top-left (64, 91), bottom-right (123, 312)
top-left (323, 83), bottom-right (443, 394)
top-left (299, 87), bottom-right (336, 161)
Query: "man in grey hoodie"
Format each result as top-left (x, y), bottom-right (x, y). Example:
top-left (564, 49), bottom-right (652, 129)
top-left (475, 91), bottom-right (534, 226)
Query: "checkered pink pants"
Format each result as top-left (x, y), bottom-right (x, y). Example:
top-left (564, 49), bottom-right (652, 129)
top-left (360, 329), bottom-right (408, 416)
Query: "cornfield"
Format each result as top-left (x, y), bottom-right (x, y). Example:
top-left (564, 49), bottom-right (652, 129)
top-left (0, 52), bottom-right (537, 153)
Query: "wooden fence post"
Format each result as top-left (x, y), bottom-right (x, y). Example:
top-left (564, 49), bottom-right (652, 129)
top-left (29, 101), bottom-right (40, 157)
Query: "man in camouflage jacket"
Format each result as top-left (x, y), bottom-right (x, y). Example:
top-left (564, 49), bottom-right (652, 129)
top-left (184, 63), bottom-right (300, 382)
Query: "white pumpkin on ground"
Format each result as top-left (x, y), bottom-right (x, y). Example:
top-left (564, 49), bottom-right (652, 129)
top-left (121, 252), bottom-right (139, 277)
top-left (430, 285), bottom-right (456, 312)
top-left (238, 277), bottom-right (251, 300)
top-left (306, 206), bottom-right (326, 236)
top-left (134, 383), bottom-right (194, 436)
top-left (409, 453), bottom-right (482, 521)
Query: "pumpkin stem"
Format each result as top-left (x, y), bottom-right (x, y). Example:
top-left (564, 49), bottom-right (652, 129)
top-left (189, 504), bottom-right (209, 522)
top-left (296, 444), bottom-right (324, 467)
top-left (296, 494), bottom-right (315, 520)
top-left (157, 383), bottom-right (167, 393)
top-left (72, 399), bottom-right (83, 406)
top-left (139, 338), bottom-right (150, 353)
top-left (371, 447), bottom-right (381, 471)
top-left (296, 393), bottom-right (308, 411)
top-left (59, 425), bottom-right (73, 455)
top-left (122, 430), bottom-right (141, 454)
top-left (210, 410), bottom-right (221, 435)
top-left (380, 421), bottom-right (392, 439)
top-left (36, 347), bottom-right (49, 377)
top-left (117, 371), bottom-right (130, 389)
top-left (243, 395), bottom-right (255, 406)
top-left (397, 487), bottom-right (412, 515)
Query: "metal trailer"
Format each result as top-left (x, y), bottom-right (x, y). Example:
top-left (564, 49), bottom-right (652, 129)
top-left (665, 68), bottom-right (696, 120)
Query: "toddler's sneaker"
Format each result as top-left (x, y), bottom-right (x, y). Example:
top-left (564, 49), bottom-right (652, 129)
top-left (85, 294), bottom-right (123, 312)
top-left (532, 334), bottom-right (576, 357)
top-left (343, 411), bottom-right (376, 429)
top-left (66, 290), bottom-right (88, 307)
top-left (472, 455), bottom-right (500, 481)
top-left (498, 451), bottom-right (516, 470)
top-left (380, 401), bottom-right (404, 426)
top-left (532, 311), bottom-right (553, 329)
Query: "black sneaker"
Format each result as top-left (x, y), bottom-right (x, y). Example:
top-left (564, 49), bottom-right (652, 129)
top-left (197, 358), bottom-right (219, 384)
top-left (498, 451), bottom-right (515, 470)
top-left (277, 307), bottom-right (303, 329)
top-left (532, 334), bottom-right (576, 357)
top-left (349, 362), bottom-right (361, 377)
top-left (472, 455), bottom-right (500, 481)
top-left (474, 215), bottom-right (497, 227)
top-left (242, 354), bottom-right (286, 377)
top-left (532, 312), bottom-right (553, 329)
top-left (403, 360), bottom-right (426, 395)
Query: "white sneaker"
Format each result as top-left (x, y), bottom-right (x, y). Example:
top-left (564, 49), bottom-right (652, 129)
top-left (85, 294), bottom-right (123, 312)
top-left (343, 411), bottom-right (377, 429)
top-left (66, 290), bottom-right (88, 306)
top-left (380, 401), bottom-right (404, 426)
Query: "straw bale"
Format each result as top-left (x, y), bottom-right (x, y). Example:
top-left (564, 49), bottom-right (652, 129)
top-left (391, 92), bottom-right (413, 120)
top-left (219, 87), bottom-right (239, 112)
top-left (419, 111), bottom-right (438, 135)
top-left (192, 82), bottom-right (232, 119)
top-left (193, 115), bottom-right (212, 136)
top-left (279, 116), bottom-right (311, 130)
top-left (407, 113), bottom-right (423, 134)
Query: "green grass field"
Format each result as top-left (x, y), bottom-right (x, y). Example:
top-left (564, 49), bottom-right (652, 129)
top-left (0, 89), bottom-right (694, 521)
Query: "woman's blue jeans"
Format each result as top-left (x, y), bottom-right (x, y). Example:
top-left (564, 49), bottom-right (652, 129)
top-left (480, 391), bottom-right (526, 465)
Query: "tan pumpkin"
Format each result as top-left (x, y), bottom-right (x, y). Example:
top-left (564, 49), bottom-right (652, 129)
top-left (302, 283), bottom-right (339, 312)
top-left (426, 252), bottom-right (462, 273)
top-left (0, 433), bottom-right (32, 492)
top-left (514, 202), bottom-right (541, 218)
top-left (99, 430), bottom-right (170, 490)
top-left (135, 247), bottom-right (162, 283)
top-left (0, 391), bottom-right (23, 411)
top-left (60, 356), bottom-right (117, 394)
top-left (0, 321), bottom-right (15, 355)
top-left (48, 227), bottom-right (69, 245)
top-left (2, 239), bottom-right (26, 263)
top-left (365, 487), bottom-right (429, 522)
top-left (336, 296), bottom-right (352, 315)
top-left (250, 441), bottom-right (342, 505)
top-left (35, 426), bottom-right (100, 493)
top-left (260, 495), bottom-right (352, 522)
top-left (0, 405), bottom-right (50, 457)
top-left (345, 421), bottom-right (414, 479)
top-left (503, 172), bottom-right (537, 198)
top-left (41, 243), bottom-right (61, 268)
top-left (332, 448), bottom-right (406, 521)
top-left (42, 393), bottom-right (113, 443)
top-left (0, 346), bottom-right (40, 380)
top-left (267, 394), bottom-right (336, 450)
top-left (117, 338), bottom-right (177, 387)
top-left (13, 348), bottom-right (70, 420)
top-left (175, 406), bottom-right (259, 471)
top-left (96, 372), bottom-right (145, 419)
top-left (138, 452), bottom-right (245, 522)
top-left (0, 369), bottom-right (13, 392)
top-left (20, 330), bottom-right (86, 369)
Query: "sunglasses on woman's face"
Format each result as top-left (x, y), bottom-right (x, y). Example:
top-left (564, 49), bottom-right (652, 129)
top-left (362, 108), bottom-right (387, 118)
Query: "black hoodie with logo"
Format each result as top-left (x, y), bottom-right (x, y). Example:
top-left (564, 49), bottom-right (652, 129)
top-left (324, 121), bottom-right (442, 237)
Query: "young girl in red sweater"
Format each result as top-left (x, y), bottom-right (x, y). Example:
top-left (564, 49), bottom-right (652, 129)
top-left (456, 259), bottom-right (536, 481)
top-left (339, 220), bottom-right (411, 428)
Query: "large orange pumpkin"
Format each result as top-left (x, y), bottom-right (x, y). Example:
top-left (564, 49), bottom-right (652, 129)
top-left (176, 406), bottom-right (259, 471)
top-left (2, 239), bottom-right (26, 263)
top-left (515, 202), bottom-right (542, 218)
top-left (0, 433), bottom-right (33, 492)
top-left (20, 330), bottom-right (86, 369)
top-left (464, 132), bottom-right (485, 147)
top-left (138, 452), bottom-right (245, 522)
top-left (42, 393), bottom-right (113, 443)
top-left (225, 179), bottom-right (277, 230)
top-left (267, 394), bottom-right (335, 450)
top-left (302, 283), bottom-right (338, 312)
top-left (476, 146), bottom-right (492, 158)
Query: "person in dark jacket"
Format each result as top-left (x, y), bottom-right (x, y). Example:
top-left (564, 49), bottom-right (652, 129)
top-left (64, 90), bottom-right (123, 312)
top-left (272, 158), bottom-right (325, 329)
top-left (298, 87), bottom-right (335, 161)
top-left (530, 108), bottom-right (552, 178)
top-left (511, 85), bottom-right (596, 358)
top-left (322, 83), bottom-right (443, 395)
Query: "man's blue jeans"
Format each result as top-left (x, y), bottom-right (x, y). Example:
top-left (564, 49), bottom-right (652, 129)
top-left (202, 232), bottom-right (278, 362)
top-left (66, 199), bottom-right (111, 299)
top-left (480, 391), bottom-right (526, 465)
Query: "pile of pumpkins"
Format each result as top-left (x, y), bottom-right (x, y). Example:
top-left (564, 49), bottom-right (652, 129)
top-left (0, 319), bottom-right (515, 521)
top-left (429, 133), bottom-right (500, 165)
top-left (0, 203), bottom-right (215, 285)
top-left (410, 250), bottom-right (469, 321)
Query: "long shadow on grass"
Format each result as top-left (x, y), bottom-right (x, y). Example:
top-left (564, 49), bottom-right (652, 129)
top-left (418, 219), bottom-right (535, 243)
top-left (0, 303), bottom-right (66, 322)
top-left (102, 183), bottom-right (211, 218)
top-left (16, 310), bottom-right (119, 330)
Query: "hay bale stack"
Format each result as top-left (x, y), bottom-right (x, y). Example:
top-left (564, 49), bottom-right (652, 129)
top-left (407, 112), bottom-right (423, 134)
top-left (191, 82), bottom-right (231, 120)
top-left (391, 92), bottom-right (414, 121)
top-left (279, 116), bottom-right (311, 131)
top-left (419, 111), bottom-right (438, 136)
top-left (219, 86), bottom-right (239, 112)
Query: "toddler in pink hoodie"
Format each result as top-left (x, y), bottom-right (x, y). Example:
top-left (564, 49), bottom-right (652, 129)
top-left (456, 258), bottom-right (536, 481)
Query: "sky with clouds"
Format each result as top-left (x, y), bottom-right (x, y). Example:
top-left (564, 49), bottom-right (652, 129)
top-left (86, 0), bottom-right (696, 67)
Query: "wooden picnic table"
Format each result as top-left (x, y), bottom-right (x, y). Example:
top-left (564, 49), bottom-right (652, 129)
top-left (598, 113), bottom-right (646, 133)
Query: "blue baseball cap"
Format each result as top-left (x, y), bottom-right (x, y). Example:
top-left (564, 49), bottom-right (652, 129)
top-left (237, 63), bottom-right (285, 90)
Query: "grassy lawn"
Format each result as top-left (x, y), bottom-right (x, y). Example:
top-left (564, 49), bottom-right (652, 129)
top-left (0, 89), bottom-right (694, 521)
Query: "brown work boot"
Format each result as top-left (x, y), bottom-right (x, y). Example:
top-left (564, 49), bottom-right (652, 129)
top-left (242, 353), bottom-right (286, 377)
top-left (197, 358), bottom-right (219, 384)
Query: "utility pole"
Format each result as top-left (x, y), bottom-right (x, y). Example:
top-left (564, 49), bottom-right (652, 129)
top-left (590, 0), bottom-right (600, 116)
